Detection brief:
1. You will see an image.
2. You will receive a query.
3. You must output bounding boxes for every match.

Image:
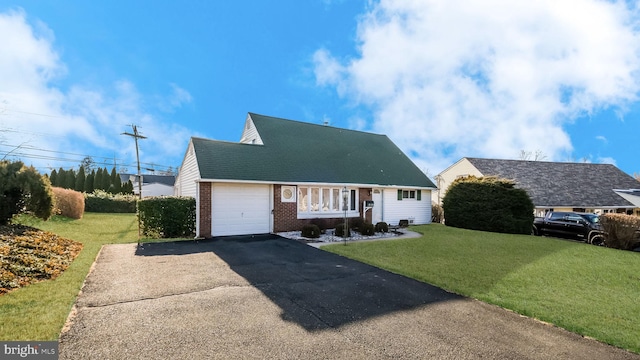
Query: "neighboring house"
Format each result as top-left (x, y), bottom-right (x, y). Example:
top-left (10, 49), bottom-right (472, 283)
top-left (120, 174), bottom-right (176, 198)
top-left (175, 112), bottom-right (436, 237)
top-left (435, 157), bottom-right (640, 217)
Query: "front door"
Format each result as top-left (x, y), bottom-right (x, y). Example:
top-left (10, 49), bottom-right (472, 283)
top-left (372, 189), bottom-right (383, 224)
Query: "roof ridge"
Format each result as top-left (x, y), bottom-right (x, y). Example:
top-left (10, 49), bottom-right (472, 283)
top-left (248, 112), bottom-right (386, 137)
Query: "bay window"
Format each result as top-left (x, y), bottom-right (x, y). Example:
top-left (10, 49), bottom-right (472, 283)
top-left (297, 186), bottom-right (358, 218)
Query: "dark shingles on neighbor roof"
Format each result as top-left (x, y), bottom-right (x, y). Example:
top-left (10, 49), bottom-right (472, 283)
top-left (193, 113), bottom-right (435, 188)
top-left (466, 158), bottom-right (640, 207)
top-left (119, 174), bottom-right (176, 186)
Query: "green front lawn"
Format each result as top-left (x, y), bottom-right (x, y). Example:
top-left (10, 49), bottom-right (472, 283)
top-left (324, 224), bottom-right (640, 354)
top-left (0, 213), bottom-right (138, 340)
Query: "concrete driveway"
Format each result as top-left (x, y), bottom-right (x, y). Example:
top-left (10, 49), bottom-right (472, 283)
top-left (59, 235), bottom-right (639, 359)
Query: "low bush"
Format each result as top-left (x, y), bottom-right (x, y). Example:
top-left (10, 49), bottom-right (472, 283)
top-left (301, 224), bottom-right (321, 238)
top-left (360, 222), bottom-right (375, 236)
top-left (335, 223), bottom-right (351, 237)
top-left (350, 217), bottom-right (365, 231)
top-left (600, 213), bottom-right (640, 250)
top-left (375, 222), bottom-right (389, 233)
top-left (137, 197), bottom-right (196, 238)
top-left (85, 190), bottom-right (137, 213)
top-left (51, 187), bottom-right (84, 219)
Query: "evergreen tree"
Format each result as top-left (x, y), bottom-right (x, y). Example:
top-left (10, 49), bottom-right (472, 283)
top-left (57, 168), bottom-right (67, 189)
top-left (85, 170), bottom-right (95, 193)
top-left (65, 169), bottom-right (76, 190)
top-left (75, 166), bottom-right (86, 192)
top-left (123, 180), bottom-right (134, 194)
top-left (101, 167), bottom-right (111, 192)
top-left (94, 168), bottom-right (103, 191)
top-left (49, 169), bottom-right (58, 187)
top-left (111, 167), bottom-right (122, 194)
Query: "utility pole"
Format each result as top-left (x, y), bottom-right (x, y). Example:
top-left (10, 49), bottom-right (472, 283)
top-left (121, 125), bottom-right (147, 199)
top-left (122, 125), bottom-right (146, 244)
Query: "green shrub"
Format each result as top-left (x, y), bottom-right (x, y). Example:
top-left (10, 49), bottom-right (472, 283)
top-left (350, 217), bottom-right (364, 231)
top-left (360, 222), bottom-right (375, 236)
top-left (0, 161), bottom-right (53, 225)
top-left (442, 176), bottom-right (534, 234)
top-left (301, 224), bottom-right (321, 238)
top-left (84, 190), bottom-right (137, 213)
top-left (51, 187), bottom-right (85, 219)
top-left (375, 221), bottom-right (389, 233)
top-left (137, 197), bottom-right (196, 238)
top-left (334, 223), bottom-right (351, 237)
top-left (600, 213), bottom-right (640, 250)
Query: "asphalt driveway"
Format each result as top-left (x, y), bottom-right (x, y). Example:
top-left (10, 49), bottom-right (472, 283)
top-left (59, 235), bottom-right (639, 359)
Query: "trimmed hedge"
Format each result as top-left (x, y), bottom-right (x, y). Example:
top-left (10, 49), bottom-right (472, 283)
top-left (375, 221), bottom-right (389, 233)
top-left (335, 223), bottom-right (351, 237)
top-left (137, 197), bottom-right (196, 238)
top-left (301, 224), bottom-right (321, 238)
top-left (442, 176), bottom-right (534, 234)
top-left (360, 222), bottom-right (375, 236)
top-left (84, 190), bottom-right (137, 213)
top-left (51, 187), bottom-right (85, 219)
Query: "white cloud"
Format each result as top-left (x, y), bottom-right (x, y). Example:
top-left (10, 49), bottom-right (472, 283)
top-left (314, 0), bottom-right (640, 173)
top-left (596, 135), bottom-right (608, 143)
top-left (0, 9), bottom-right (191, 172)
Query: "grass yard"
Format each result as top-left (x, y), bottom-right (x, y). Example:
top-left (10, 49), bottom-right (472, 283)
top-left (0, 213), bottom-right (138, 340)
top-left (324, 224), bottom-right (640, 354)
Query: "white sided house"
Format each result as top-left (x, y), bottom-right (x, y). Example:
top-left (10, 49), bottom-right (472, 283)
top-left (175, 113), bottom-right (437, 237)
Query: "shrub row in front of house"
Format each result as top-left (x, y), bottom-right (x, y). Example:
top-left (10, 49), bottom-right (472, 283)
top-left (137, 197), bottom-right (196, 238)
top-left (301, 220), bottom-right (390, 238)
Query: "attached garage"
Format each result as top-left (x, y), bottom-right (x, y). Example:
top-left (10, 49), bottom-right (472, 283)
top-left (211, 183), bottom-right (271, 236)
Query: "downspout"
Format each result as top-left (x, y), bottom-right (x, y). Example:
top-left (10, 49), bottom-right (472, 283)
top-left (195, 180), bottom-right (201, 239)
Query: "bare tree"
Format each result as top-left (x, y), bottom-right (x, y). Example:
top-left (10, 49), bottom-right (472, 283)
top-left (518, 150), bottom-right (547, 161)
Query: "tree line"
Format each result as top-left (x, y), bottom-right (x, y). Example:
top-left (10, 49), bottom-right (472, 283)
top-left (48, 166), bottom-right (134, 194)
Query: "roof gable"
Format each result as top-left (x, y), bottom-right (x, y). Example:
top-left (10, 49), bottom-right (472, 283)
top-left (466, 157), bottom-right (639, 207)
top-left (191, 113), bottom-right (435, 188)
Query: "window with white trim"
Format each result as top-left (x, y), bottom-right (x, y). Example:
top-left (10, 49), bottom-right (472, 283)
top-left (397, 189), bottom-right (422, 201)
top-left (298, 186), bottom-right (358, 217)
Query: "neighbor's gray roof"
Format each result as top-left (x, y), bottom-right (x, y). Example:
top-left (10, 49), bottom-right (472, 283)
top-left (119, 174), bottom-right (176, 186)
top-left (466, 157), bottom-right (640, 208)
top-left (192, 113), bottom-right (435, 188)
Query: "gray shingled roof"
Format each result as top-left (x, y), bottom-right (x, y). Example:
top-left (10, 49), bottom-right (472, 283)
top-left (466, 157), bottom-right (640, 207)
top-left (119, 174), bottom-right (176, 186)
top-left (193, 113), bottom-right (435, 188)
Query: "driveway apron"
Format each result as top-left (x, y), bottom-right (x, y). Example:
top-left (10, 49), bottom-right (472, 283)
top-left (59, 235), bottom-right (639, 359)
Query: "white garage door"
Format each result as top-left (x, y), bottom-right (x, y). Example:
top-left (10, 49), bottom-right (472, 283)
top-left (211, 183), bottom-right (271, 236)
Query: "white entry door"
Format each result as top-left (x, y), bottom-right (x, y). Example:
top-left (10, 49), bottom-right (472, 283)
top-left (211, 183), bottom-right (270, 236)
top-left (372, 189), bottom-right (383, 224)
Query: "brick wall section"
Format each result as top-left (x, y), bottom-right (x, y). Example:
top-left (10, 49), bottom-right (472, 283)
top-left (273, 185), bottom-right (373, 232)
top-left (359, 188), bottom-right (373, 224)
top-left (199, 182), bottom-right (212, 238)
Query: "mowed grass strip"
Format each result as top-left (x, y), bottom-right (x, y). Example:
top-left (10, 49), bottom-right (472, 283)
top-left (0, 213), bottom-right (138, 340)
top-left (324, 224), bottom-right (640, 354)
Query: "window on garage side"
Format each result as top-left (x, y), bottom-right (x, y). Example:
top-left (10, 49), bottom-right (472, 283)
top-left (397, 189), bottom-right (422, 200)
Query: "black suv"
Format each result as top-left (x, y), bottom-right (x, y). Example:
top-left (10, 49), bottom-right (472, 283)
top-left (533, 211), bottom-right (604, 244)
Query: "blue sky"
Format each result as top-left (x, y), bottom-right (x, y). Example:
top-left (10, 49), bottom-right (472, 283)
top-left (1, 0), bottom-right (639, 179)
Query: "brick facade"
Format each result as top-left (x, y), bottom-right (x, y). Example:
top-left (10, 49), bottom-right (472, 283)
top-left (198, 182), bottom-right (212, 238)
top-left (272, 184), bottom-right (373, 232)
